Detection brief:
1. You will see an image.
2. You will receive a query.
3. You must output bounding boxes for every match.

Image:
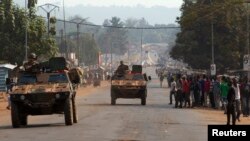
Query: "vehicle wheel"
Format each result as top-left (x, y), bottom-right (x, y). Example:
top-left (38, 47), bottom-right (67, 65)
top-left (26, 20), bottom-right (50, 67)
top-left (11, 102), bottom-right (21, 128)
top-left (141, 90), bottom-right (147, 105)
top-left (141, 97), bottom-right (146, 105)
top-left (72, 98), bottom-right (78, 123)
top-left (111, 97), bottom-right (116, 105)
top-left (20, 115), bottom-right (28, 126)
top-left (111, 89), bottom-right (116, 105)
top-left (64, 98), bottom-right (73, 125)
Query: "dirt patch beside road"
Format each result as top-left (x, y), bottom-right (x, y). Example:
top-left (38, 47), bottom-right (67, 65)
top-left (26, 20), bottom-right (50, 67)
top-left (194, 108), bottom-right (250, 125)
top-left (0, 92), bottom-right (8, 112)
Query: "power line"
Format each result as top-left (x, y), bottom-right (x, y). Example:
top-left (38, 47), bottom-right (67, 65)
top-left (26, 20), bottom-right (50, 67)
top-left (55, 18), bottom-right (180, 29)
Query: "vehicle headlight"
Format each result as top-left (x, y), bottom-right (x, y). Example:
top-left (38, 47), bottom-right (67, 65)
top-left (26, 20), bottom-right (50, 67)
top-left (55, 94), bottom-right (60, 99)
top-left (20, 95), bottom-right (25, 100)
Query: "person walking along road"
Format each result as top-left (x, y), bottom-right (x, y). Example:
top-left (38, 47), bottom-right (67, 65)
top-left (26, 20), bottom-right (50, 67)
top-left (226, 80), bottom-right (236, 125)
top-left (169, 77), bottom-right (176, 105)
top-left (220, 76), bottom-right (229, 114)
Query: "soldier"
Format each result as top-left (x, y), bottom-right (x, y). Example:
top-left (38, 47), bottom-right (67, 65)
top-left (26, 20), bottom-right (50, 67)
top-left (115, 61), bottom-right (129, 76)
top-left (23, 53), bottom-right (39, 72)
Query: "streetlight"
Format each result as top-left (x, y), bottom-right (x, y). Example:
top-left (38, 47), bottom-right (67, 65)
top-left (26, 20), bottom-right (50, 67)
top-left (38, 3), bottom-right (59, 36)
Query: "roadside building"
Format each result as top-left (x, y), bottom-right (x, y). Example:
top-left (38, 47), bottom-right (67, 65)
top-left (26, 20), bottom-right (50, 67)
top-left (0, 64), bottom-right (16, 92)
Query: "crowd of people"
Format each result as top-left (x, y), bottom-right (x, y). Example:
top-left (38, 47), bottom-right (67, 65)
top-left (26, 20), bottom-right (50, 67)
top-left (156, 69), bottom-right (250, 125)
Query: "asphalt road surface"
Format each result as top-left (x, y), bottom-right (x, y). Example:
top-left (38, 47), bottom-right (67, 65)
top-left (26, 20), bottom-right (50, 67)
top-left (0, 67), bottom-right (238, 141)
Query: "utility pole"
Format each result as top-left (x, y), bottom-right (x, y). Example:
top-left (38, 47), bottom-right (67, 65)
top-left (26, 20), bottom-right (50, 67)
top-left (247, 1), bottom-right (250, 57)
top-left (241, 0), bottom-right (250, 75)
top-left (209, 0), bottom-right (216, 76)
top-left (38, 3), bottom-right (59, 36)
top-left (25, 0), bottom-right (28, 61)
top-left (70, 17), bottom-right (89, 66)
top-left (246, 1), bottom-right (250, 80)
top-left (110, 42), bottom-right (113, 76)
top-left (60, 29), bottom-right (64, 54)
top-left (62, 0), bottom-right (68, 59)
top-left (128, 47), bottom-right (130, 63)
top-left (141, 29), bottom-right (143, 65)
top-left (211, 13), bottom-right (214, 64)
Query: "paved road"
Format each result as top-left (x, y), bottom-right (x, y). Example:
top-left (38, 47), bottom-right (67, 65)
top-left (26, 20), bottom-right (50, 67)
top-left (0, 67), bottom-right (231, 141)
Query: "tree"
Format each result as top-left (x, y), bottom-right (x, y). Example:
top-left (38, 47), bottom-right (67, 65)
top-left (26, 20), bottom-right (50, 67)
top-left (0, 0), bottom-right (57, 64)
top-left (124, 18), bottom-right (141, 44)
top-left (28, 0), bottom-right (37, 8)
top-left (170, 0), bottom-right (247, 72)
top-left (80, 34), bottom-right (99, 65)
top-left (103, 17), bottom-right (128, 55)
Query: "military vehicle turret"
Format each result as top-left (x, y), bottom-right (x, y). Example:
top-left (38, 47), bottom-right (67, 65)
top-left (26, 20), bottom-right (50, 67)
top-left (9, 57), bottom-right (80, 128)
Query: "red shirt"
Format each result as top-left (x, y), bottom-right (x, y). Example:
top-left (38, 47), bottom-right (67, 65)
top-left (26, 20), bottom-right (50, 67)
top-left (204, 80), bottom-right (210, 92)
top-left (182, 80), bottom-right (189, 93)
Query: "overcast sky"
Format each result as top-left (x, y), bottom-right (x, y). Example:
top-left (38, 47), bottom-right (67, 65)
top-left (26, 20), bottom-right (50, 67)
top-left (14, 0), bottom-right (183, 24)
top-left (37, 0), bottom-right (183, 8)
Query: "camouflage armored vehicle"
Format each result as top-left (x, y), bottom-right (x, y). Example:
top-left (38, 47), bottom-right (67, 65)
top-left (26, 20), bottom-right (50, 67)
top-left (111, 65), bottom-right (148, 105)
top-left (10, 57), bottom-right (80, 128)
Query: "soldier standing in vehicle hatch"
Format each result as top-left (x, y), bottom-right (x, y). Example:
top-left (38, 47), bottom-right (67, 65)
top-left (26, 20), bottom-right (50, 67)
top-left (23, 53), bottom-right (39, 72)
top-left (115, 61), bottom-right (129, 76)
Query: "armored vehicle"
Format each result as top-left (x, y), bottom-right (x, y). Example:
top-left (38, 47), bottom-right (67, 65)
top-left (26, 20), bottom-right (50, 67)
top-left (10, 57), bottom-right (80, 128)
top-left (111, 65), bottom-right (148, 105)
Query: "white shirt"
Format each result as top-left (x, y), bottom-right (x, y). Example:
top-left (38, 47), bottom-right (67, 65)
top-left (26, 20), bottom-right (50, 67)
top-left (170, 81), bottom-right (176, 91)
top-left (233, 84), bottom-right (241, 100)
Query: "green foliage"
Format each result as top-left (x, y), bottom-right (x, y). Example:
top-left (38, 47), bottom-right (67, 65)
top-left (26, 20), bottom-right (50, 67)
top-left (49, 27), bottom-right (56, 36)
top-left (79, 34), bottom-right (99, 65)
top-left (170, 0), bottom-right (248, 73)
top-left (28, 0), bottom-right (37, 9)
top-left (0, 0), bottom-right (57, 64)
top-left (49, 17), bottom-right (57, 36)
top-left (104, 17), bottom-right (128, 55)
top-left (50, 17), bottom-right (57, 24)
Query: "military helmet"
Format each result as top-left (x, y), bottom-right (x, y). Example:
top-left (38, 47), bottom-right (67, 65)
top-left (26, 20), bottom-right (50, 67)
top-left (28, 53), bottom-right (37, 59)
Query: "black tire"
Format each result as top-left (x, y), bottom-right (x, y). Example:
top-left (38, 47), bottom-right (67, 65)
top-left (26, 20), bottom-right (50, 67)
top-left (64, 98), bottom-right (73, 125)
top-left (72, 98), bottom-right (78, 123)
top-left (111, 97), bottom-right (116, 105)
top-left (11, 102), bottom-right (21, 128)
top-left (141, 90), bottom-right (147, 105)
top-left (141, 97), bottom-right (146, 105)
top-left (111, 88), bottom-right (116, 105)
top-left (20, 115), bottom-right (28, 126)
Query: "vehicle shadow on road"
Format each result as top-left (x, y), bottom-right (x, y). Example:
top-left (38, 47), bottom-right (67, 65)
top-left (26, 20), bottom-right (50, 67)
top-left (0, 123), bottom-right (66, 130)
top-left (81, 103), bottom-right (146, 107)
top-left (80, 103), bottom-right (184, 109)
top-left (145, 104), bottom-right (174, 109)
top-left (0, 125), bottom-right (13, 130)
